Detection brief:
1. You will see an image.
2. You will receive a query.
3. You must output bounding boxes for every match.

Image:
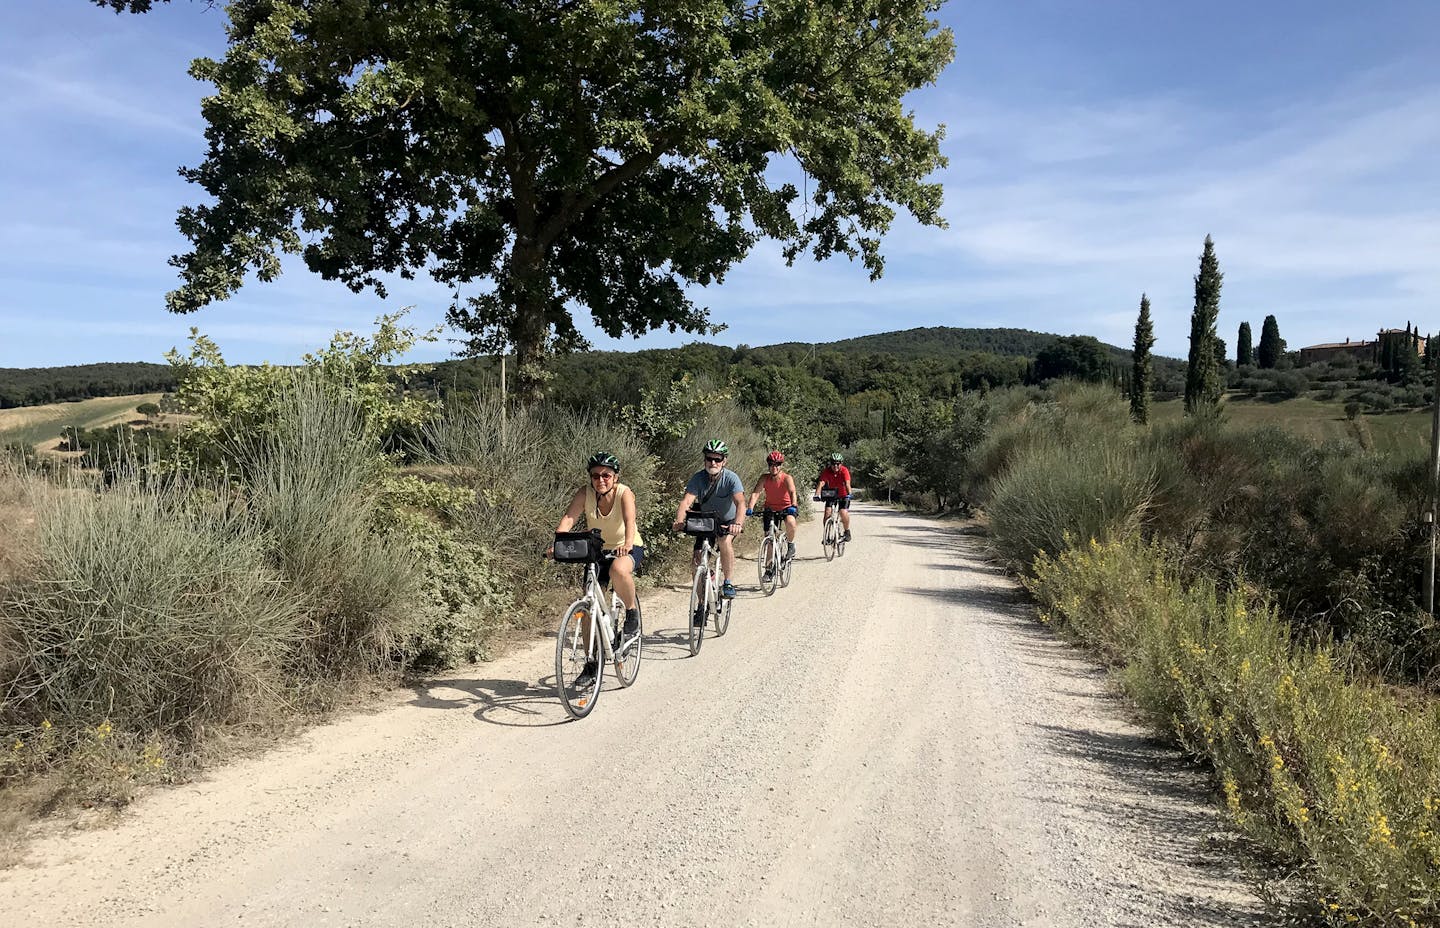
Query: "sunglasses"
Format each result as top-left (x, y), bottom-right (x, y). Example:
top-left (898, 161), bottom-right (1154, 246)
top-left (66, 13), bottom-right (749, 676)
top-left (767, 462), bottom-right (782, 467)
top-left (704, 455), bottom-right (725, 464)
top-left (589, 471), bottom-right (615, 480)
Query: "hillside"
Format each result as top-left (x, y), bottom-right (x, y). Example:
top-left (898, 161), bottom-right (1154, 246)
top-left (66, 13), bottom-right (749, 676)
top-left (764, 326), bottom-right (1131, 360)
top-left (0, 362), bottom-right (175, 408)
top-left (0, 393), bottom-right (162, 450)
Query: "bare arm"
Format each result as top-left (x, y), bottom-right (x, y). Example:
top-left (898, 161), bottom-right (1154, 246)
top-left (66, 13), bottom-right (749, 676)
top-left (555, 487), bottom-right (586, 533)
top-left (730, 492), bottom-right (747, 534)
top-left (673, 492), bottom-right (698, 530)
top-left (619, 487), bottom-right (638, 554)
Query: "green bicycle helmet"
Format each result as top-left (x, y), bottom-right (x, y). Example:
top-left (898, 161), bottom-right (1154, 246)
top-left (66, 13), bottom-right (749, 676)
top-left (830, 452), bottom-right (844, 463)
top-left (703, 439), bottom-right (729, 456)
top-left (586, 451), bottom-right (621, 473)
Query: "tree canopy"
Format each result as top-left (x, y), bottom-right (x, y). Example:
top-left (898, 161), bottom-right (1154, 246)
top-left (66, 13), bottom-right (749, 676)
top-left (163, 0), bottom-right (955, 396)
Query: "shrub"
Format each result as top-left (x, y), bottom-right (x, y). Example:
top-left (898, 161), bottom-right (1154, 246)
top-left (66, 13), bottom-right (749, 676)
top-left (228, 377), bottom-right (419, 681)
top-left (0, 466), bottom-right (303, 740)
top-left (1028, 539), bottom-right (1440, 926)
top-left (987, 436), bottom-right (1155, 569)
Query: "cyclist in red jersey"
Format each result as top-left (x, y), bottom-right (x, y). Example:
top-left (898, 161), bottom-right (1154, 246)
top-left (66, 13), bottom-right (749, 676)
top-left (814, 452), bottom-right (853, 541)
top-left (746, 450), bottom-right (798, 562)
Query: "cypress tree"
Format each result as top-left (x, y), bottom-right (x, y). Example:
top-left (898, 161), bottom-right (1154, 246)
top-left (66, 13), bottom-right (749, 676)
top-left (1130, 293), bottom-right (1155, 424)
top-left (1257, 314), bottom-right (1284, 369)
top-left (1236, 321), bottom-right (1253, 366)
top-left (1184, 235), bottom-right (1224, 414)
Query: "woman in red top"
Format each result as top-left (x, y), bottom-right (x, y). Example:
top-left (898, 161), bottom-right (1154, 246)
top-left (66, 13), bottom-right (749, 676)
top-left (746, 450), bottom-right (798, 560)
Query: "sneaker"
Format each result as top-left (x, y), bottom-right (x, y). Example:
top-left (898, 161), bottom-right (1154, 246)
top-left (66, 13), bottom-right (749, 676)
top-left (842, 530), bottom-right (852, 542)
top-left (786, 542), bottom-right (796, 559)
top-left (693, 605), bottom-right (706, 628)
top-left (574, 660), bottom-right (598, 688)
top-left (721, 581), bottom-right (737, 599)
top-left (762, 569), bottom-right (774, 582)
top-left (622, 610), bottom-right (640, 638)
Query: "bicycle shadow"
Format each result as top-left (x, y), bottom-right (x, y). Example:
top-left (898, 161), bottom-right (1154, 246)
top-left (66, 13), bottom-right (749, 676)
top-left (408, 674), bottom-right (573, 728)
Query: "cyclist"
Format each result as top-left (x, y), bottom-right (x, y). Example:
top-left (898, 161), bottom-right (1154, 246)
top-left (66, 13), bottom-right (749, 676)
top-left (814, 452), bottom-right (853, 542)
top-left (672, 439), bottom-right (746, 618)
top-left (552, 452), bottom-right (644, 685)
top-left (746, 450), bottom-right (798, 570)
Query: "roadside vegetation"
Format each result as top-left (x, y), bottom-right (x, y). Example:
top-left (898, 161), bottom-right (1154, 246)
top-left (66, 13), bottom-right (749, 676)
top-left (967, 380), bottom-right (1440, 926)
top-left (0, 313), bottom-right (772, 838)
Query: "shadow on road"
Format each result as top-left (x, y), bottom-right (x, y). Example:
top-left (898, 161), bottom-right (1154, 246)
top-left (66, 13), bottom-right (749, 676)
top-left (407, 675), bottom-right (571, 728)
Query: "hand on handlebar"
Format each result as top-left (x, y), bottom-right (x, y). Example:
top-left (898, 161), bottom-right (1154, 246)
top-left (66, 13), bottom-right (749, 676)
top-left (744, 507), bottom-right (754, 516)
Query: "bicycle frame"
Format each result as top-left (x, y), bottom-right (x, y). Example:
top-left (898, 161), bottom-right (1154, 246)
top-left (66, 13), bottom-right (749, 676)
top-left (566, 558), bottom-right (622, 667)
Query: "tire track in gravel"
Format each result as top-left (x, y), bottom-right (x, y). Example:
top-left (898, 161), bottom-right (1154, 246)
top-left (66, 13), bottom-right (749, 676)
top-left (2, 506), bottom-right (1274, 927)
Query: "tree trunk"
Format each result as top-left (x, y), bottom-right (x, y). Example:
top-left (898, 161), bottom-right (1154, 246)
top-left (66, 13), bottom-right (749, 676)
top-left (508, 238), bottom-right (550, 404)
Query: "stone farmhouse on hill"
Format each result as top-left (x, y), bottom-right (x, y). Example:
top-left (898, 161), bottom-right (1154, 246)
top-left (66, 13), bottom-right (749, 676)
top-left (1298, 328), bottom-right (1428, 366)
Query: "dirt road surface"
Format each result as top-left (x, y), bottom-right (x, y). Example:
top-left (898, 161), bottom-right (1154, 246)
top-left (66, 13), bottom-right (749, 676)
top-left (3, 506), bottom-right (1270, 927)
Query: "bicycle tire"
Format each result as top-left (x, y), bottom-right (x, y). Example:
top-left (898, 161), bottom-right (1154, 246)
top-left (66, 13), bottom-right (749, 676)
top-left (688, 564), bottom-right (706, 656)
top-left (837, 529), bottom-right (847, 558)
top-left (556, 599), bottom-right (601, 719)
top-left (713, 569), bottom-right (731, 636)
top-left (823, 519), bottom-right (837, 562)
top-left (715, 596), bottom-right (732, 636)
top-left (758, 536), bottom-right (778, 596)
top-left (614, 596), bottom-right (642, 687)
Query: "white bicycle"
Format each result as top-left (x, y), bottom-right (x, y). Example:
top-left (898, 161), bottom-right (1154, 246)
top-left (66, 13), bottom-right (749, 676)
top-left (682, 510), bottom-right (733, 655)
top-left (752, 507), bottom-right (795, 596)
top-left (550, 530), bottom-right (642, 720)
top-left (817, 489), bottom-right (849, 561)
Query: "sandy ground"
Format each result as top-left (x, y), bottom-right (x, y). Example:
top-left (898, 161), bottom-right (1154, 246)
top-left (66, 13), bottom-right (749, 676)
top-left (2, 506), bottom-right (1272, 927)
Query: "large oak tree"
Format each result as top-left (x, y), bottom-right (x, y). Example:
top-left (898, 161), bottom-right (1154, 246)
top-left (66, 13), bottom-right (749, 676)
top-left (136, 0), bottom-right (953, 396)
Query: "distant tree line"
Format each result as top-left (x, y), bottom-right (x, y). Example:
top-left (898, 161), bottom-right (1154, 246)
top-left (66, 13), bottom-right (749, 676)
top-left (0, 363), bottom-right (177, 408)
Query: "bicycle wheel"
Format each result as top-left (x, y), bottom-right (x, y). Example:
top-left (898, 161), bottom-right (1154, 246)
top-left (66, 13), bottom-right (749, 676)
top-left (823, 518), bottom-right (837, 562)
top-left (779, 542), bottom-right (794, 588)
top-left (837, 525), bottom-right (847, 557)
top-left (715, 596), bottom-right (732, 636)
top-left (614, 596), bottom-right (642, 687)
top-left (555, 599), bottom-right (601, 719)
top-left (713, 567), bottom-right (731, 636)
top-left (687, 564), bottom-right (706, 656)
top-left (758, 536), bottom-right (778, 596)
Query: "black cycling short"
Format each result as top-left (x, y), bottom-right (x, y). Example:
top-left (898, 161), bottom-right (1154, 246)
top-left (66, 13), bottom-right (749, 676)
top-left (762, 508), bottom-right (797, 530)
top-left (822, 497), bottom-right (852, 511)
top-left (692, 522), bottom-right (733, 551)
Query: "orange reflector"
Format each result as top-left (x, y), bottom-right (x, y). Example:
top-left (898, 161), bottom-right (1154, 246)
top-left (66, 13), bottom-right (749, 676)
top-left (577, 699), bottom-right (588, 707)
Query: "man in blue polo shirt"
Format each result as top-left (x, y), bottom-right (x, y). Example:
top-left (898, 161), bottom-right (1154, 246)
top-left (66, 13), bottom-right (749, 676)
top-left (672, 438), bottom-right (747, 606)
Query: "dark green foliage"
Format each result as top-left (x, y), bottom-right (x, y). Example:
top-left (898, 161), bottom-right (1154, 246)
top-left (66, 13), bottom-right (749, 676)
top-left (1184, 235), bottom-right (1224, 414)
top-left (91, 0), bottom-right (165, 10)
top-left (1130, 295), bottom-right (1154, 424)
top-left (0, 363), bottom-right (176, 408)
top-left (1032, 336), bottom-right (1114, 384)
top-left (165, 0), bottom-right (955, 396)
top-left (1257, 314), bottom-right (1285, 369)
top-left (1236, 321), bottom-right (1254, 366)
top-left (793, 326), bottom-right (1128, 361)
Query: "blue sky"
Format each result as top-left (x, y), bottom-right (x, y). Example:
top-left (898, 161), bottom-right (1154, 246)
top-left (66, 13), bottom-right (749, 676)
top-left (2, 1), bottom-right (1437, 367)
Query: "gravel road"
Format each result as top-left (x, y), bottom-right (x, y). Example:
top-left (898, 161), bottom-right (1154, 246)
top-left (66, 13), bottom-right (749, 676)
top-left (3, 506), bottom-right (1272, 927)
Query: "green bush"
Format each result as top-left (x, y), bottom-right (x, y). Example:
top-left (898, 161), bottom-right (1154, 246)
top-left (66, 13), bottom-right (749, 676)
top-left (987, 437), bottom-right (1155, 568)
top-left (0, 467), bottom-right (302, 740)
top-left (229, 378), bottom-right (419, 681)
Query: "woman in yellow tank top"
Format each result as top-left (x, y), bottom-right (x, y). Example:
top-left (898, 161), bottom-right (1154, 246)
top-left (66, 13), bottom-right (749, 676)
top-left (553, 452), bottom-right (644, 672)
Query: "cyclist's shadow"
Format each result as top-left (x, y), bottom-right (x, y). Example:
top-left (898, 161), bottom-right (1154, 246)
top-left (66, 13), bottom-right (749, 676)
top-left (408, 674), bottom-right (573, 728)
